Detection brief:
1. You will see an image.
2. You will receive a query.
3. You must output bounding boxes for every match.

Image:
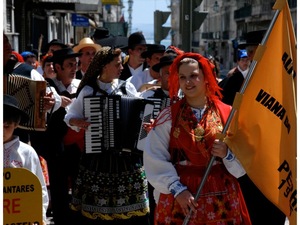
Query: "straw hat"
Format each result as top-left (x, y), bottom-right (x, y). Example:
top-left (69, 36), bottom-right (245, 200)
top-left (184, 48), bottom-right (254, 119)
top-left (73, 37), bottom-right (101, 53)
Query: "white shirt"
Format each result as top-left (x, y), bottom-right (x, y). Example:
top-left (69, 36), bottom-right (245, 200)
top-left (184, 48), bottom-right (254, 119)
top-left (36, 65), bottom-right (44, 75)
top-left (140, 88), bottom-right (169, 99)
top-left (51, 78), bottom-right (81, 111)
top-left (64, 79), bottom-right (139, 132)
top-left (51, 78), bottom-right (81, 95)
top-left (127, 67), bottom-right (153, 91)
top-left (128, 63), bottom-right (145, 78)
top-left (4, 136), bottom-right (49, 221)
top-left (143, 107), bottom-right (246, 203)
top-left (237, 65), bottom-right (249, 79)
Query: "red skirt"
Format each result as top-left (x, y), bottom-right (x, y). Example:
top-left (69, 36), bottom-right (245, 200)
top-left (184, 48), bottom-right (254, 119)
top-left (155, 164), bottom-right (251, 225)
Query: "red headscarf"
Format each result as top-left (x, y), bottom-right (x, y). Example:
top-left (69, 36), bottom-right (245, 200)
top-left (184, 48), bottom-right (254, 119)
top-left (11, 51), bottom-right (24, 62)
top-left (168, 52), bottom-right (223, 105)
top-left (165, 45), bottom-right (185, 56)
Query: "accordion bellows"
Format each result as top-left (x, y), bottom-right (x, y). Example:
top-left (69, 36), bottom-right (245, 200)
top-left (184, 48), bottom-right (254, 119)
top-left (6, 74), bottom-right (47, 131)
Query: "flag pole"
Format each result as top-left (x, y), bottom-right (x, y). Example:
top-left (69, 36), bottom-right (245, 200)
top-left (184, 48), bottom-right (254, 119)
top-left (182, 6), bottom-right (282, 225)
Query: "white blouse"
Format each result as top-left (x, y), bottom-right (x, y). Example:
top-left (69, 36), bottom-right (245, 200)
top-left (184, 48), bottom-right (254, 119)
top-left (64, 79), bottom-right (139, 131)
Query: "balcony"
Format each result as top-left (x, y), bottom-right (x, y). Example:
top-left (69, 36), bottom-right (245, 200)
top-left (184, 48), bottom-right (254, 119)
top-left (252, 3), bottom-right (274, 17)
top-left (202, 32), bottom-right (214, 40)
top-left (234, 5), bottom-right (252, 20)
top-left (288, 0), bottom-right (297, 8)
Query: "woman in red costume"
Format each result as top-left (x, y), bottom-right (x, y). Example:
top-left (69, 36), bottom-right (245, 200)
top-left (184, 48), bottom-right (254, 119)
top-left (144, 52), bottom-right (251, 225)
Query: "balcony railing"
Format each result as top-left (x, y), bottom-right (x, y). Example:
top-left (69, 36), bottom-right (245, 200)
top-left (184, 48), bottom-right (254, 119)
top-left (202, 32), bottom-right (214, 39)
top-left (234, 5), bottom-right (252, 20)
top-left (201, 31), bottom-right (229, 40)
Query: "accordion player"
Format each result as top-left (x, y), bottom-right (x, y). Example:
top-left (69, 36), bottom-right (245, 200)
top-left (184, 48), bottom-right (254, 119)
top-left (6, 74), bottom-right (47, 131)
top-left (84, 95), bottom-right (154, 154)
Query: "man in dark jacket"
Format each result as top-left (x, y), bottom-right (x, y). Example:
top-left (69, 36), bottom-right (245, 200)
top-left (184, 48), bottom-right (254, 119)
top-left (219, 49), bottom-right (250, 105)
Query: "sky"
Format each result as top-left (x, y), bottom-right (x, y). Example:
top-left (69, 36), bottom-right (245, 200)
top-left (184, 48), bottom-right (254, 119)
top-left (122, 0), bottom-right (171, 44)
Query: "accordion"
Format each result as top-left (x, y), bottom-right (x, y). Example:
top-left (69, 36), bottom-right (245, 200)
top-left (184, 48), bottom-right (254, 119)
top-left (6, 74), bottom-right (47, 131)
top-left (147, 97), bottom-right (171, 119)
top-left (84, 95), bottom-right (154, 154)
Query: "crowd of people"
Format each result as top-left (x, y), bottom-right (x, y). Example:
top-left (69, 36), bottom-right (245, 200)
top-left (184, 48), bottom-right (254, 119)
top-left (3, 28), bottom-right (287, 225)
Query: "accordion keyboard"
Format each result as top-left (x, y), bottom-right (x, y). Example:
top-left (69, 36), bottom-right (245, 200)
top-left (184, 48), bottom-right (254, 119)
top-left (84, 96), bottom-right (153, 154)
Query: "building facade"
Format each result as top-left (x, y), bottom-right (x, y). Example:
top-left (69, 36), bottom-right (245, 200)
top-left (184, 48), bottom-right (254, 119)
top-left (4, 0), bottom-right (125, 54)
top-left (170, 0), bottom-right (297, 72)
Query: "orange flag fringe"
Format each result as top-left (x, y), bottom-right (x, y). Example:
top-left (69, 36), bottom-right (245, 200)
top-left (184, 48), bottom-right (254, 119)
top-left (224, 0), bottom-right (297, 223)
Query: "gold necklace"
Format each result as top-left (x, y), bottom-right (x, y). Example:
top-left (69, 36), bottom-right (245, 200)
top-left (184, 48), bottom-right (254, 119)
top-left (173, 102), bottom-right (206, 142)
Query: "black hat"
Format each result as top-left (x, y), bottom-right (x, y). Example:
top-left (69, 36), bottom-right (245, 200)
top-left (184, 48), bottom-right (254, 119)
top-left (45, 39), bottom-right (68, 51)
top-left (152, 55), bottom-right (176, 72)
top-left (238, 30), bottom-right (266, 49)
top-left (92, 27), bottom-right (128, 49)
top-left (141, 44), bottom-right (166, 58)
top-left (113, 36), bottom-right (128, 49)
top-left (95, 35), bottom-right (128, 49)
top-left (52, 48), bottom-right (82, 64)
top-left (92, 27), bottom-right (110, 40)
top-left (128, 32), bottom-right (147, 49)
top-left (4, 94), bottom-right (29, 123)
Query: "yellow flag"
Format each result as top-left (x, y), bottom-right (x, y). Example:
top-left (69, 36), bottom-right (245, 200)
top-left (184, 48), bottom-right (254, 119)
top-left (224, 0), bottom-right (297, 223)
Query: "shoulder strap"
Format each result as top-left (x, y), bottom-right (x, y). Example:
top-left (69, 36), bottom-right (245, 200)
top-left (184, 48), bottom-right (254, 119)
top-left (111, 80), bottom-right (127, 95)
top-left (46, 78), bottom-right (59, 93)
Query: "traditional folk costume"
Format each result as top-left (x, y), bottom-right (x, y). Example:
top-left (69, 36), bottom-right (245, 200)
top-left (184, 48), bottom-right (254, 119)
top-left (4, 136), bottom-right (49, 221)
top-left (144, 98), bottom-right (251, 225)
top-left (64, 79), bottom-right (150, 224)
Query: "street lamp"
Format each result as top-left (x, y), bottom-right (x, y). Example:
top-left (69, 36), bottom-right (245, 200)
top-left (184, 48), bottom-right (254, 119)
top-left (128, 0), bottom-right (133, 35)
top-left (213, 1), bottom-right (219, 12)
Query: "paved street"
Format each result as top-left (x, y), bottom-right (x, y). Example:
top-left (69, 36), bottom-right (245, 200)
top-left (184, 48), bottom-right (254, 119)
top-left (45, 216), bottom-right (290, 225)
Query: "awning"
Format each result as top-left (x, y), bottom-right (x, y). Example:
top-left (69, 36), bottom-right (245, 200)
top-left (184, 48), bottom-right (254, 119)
top-left (38, 0), bottom-right (79, 2)
top-left (38, 0), bottom-right (101, 13)
top-left (102, 0), bottom-right (120, 5)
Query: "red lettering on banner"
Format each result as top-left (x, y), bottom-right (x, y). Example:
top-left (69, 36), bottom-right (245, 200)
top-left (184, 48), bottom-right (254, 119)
top-left (3, 198), bottom-right (21, 214)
